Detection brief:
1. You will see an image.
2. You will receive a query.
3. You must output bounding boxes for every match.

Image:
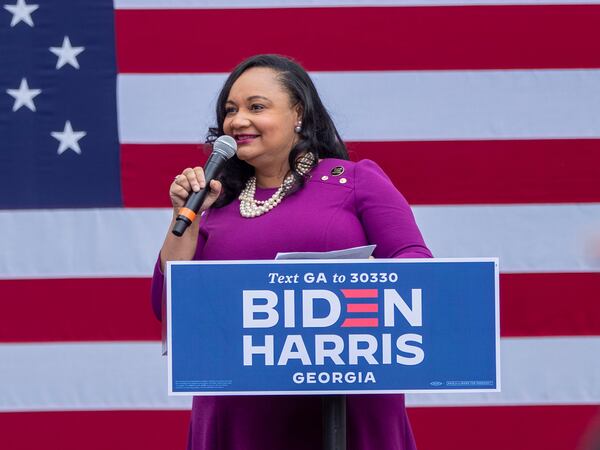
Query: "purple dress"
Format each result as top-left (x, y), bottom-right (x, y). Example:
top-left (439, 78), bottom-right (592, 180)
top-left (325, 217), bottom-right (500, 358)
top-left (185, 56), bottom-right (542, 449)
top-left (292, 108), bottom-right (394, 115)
top-left (152, 158), bottom-right (432, 450)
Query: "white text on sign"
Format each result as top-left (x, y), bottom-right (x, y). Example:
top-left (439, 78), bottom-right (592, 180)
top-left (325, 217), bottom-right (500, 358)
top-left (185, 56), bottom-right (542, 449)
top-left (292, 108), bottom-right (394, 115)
top-left (241, 289), bottom-right (424, 374)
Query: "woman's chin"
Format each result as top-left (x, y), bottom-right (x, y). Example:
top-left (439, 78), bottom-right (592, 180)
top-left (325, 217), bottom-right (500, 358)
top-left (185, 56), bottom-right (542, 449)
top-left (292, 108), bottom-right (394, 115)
top-left (236, 147), bottom-right (261, 163)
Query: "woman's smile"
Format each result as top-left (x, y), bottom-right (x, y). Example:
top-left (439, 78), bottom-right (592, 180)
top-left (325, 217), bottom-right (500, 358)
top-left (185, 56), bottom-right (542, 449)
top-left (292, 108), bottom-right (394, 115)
top-left (234, 134), bottom-right (260, 145)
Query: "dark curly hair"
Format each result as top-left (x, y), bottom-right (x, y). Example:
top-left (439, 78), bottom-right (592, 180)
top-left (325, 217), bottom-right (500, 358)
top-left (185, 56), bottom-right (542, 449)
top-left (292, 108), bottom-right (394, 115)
top-left (207, 54), bottom-right (349, 207)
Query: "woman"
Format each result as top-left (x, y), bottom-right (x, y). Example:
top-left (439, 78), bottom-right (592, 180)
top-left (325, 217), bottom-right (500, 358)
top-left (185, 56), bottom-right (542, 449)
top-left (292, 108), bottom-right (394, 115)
top-left (151, 54), bottom-right (432, 450)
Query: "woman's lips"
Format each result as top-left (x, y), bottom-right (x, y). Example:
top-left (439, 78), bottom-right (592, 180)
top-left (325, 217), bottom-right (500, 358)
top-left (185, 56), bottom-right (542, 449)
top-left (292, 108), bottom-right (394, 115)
top-left (235, 135), bottom-right (259, 145)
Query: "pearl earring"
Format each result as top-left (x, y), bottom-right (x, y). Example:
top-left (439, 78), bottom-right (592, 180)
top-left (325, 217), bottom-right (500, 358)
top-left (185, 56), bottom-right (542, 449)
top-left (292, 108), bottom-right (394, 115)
top-left (294, 121), bottom-right (302, 133)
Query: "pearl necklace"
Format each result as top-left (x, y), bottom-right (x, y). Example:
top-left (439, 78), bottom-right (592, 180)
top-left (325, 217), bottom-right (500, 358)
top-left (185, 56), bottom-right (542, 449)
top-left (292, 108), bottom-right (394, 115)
top-left (239, 153), bottom-right (315, 218)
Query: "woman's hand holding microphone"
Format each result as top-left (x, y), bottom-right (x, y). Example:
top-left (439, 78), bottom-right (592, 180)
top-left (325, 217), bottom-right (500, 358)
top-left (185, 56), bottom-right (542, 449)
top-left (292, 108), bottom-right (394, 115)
top-left (159, 166), bottom-right (223, 271)
top-left (161, 135), bottom-right (237, 269)
top-left (170, 166), bottom-right (222, 212)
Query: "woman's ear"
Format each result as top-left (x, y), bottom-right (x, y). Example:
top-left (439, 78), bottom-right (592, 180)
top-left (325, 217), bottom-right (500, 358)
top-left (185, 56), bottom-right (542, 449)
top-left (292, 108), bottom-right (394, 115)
top-left (294, 103), bottom-right (304, 123)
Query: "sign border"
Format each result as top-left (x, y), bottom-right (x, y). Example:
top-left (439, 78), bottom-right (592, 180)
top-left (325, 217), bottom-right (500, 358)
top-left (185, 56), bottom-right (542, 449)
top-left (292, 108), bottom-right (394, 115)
top-left (166, 257), bottom-right (500, 396)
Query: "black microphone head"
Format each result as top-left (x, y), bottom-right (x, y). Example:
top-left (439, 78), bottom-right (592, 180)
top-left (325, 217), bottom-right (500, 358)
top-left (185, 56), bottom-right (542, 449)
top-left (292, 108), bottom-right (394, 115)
top-left (213, 135), bottom-right (237, 159)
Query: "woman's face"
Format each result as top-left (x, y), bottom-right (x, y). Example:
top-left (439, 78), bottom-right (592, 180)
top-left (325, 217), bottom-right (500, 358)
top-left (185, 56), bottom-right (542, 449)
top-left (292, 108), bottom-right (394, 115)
top-left (223, 67), bottom-right (301, 170)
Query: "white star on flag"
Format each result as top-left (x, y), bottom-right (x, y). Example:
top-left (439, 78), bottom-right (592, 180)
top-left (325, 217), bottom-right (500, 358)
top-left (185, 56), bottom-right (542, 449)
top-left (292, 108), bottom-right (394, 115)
top-left (51, 120), bottom-right (87, 155)
top-left (6, 78), bottom-right (41, 112)
top-left (3, 0), bottom-right (38, 27)
top-left (49, 36), bottom-right (85, 70)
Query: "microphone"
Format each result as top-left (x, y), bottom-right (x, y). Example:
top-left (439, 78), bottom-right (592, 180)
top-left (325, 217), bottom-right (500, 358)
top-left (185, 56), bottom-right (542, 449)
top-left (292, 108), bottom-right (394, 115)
top-left (171, 135), bottom-right (237, 236)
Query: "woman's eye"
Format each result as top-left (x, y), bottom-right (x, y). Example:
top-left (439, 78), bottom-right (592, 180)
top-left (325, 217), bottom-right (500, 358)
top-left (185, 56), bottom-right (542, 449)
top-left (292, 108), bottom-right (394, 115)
top-left (250, 104), bottom-right (265, 111)
top-left (225, 106), bottom-right (236, 115)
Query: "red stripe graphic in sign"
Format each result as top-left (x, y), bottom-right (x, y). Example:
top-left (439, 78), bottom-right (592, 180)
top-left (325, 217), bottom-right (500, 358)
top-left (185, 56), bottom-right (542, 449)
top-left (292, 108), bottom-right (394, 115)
top-left (341, 289), bottom-right (378, 298)
top-left (341, 289), bottom-right (379, 328)
top-left (347, 304), bottom-right (379, 313)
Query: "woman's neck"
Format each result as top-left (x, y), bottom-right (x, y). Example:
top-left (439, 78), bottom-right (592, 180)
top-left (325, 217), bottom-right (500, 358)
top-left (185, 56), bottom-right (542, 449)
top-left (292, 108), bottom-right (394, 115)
top-left (254, 161), bottom-right (290, 188)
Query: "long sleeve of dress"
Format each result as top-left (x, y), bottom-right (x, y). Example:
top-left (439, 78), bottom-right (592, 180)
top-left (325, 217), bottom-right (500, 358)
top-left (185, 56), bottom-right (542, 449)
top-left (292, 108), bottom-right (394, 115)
top-left (150, 213), bottom-right (210, 321)
top-left (150, 259), bottom-right (164, 321)
top-left (354, 159), bottom-right (432, 259)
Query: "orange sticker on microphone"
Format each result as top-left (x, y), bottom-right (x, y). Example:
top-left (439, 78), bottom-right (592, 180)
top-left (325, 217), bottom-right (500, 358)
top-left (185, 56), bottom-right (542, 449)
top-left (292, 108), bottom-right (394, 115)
top-left (179, 207), bottom-right (197, 222)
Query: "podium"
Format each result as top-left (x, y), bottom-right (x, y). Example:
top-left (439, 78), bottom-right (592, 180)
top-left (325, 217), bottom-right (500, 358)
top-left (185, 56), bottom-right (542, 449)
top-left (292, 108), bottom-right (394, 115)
top-left (166, 258), bottom-right (499, 449)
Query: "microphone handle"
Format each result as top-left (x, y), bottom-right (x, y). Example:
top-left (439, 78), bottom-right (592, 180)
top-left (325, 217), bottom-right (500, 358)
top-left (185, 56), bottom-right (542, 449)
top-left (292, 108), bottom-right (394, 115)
top-left (171, 153), bottom-right (228, 237)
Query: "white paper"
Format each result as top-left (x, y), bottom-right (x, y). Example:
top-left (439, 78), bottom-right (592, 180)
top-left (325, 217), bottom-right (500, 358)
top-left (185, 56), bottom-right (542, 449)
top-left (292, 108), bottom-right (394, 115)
top-left (275, 245), bottom-right (376, 260)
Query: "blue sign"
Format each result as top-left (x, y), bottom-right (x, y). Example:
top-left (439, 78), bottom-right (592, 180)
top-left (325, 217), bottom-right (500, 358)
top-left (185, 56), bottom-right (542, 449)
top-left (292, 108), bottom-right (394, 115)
top-left (166, 258), bottom-right (499, 395)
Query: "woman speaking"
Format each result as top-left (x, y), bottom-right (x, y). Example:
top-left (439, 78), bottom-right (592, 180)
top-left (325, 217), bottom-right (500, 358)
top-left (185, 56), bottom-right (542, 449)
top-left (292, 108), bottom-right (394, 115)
top-left (151, 54), bottom-right (432, 450)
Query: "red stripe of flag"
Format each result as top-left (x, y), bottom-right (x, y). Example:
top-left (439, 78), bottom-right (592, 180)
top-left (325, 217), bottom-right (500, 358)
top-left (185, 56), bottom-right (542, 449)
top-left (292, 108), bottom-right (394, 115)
top-left (500, 272), bottom-right (600, 337)
top-left (121, 144), bottom-right (209, 208)
top-left (0, 278), bottom-right (160, 343)
top-left (0, 410), bottom-right (189, 450)
top-left (349, 139), bottom-right (600, 205)
top-left (121, 140), bottom-right (600, 207)
top-left (2, 273), bottom-right (599, 342)
top-left (0, 405), bottom-right (597, 450)
top-left (409, 405), bottom-right (600, 450)
top-left (115, 6), bottom-right (600, 73)
top-left (341, 289), bottom-right (379, 298)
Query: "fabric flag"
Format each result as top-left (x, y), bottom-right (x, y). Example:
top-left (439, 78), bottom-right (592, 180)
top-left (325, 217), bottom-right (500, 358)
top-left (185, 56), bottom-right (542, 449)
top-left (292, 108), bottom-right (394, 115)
top-left (1, 1), bottom-right (600, 449)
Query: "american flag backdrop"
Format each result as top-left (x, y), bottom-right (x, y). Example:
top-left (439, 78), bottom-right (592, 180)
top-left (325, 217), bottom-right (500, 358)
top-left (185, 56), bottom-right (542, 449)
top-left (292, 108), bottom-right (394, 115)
top-left (1, 0), bottom-right (600, 449)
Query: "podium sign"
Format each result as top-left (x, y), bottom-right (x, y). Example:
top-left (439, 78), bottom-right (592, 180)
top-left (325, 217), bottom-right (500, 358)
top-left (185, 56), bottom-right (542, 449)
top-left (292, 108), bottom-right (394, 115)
top-left (167, 258), bottom-right (499, 395)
